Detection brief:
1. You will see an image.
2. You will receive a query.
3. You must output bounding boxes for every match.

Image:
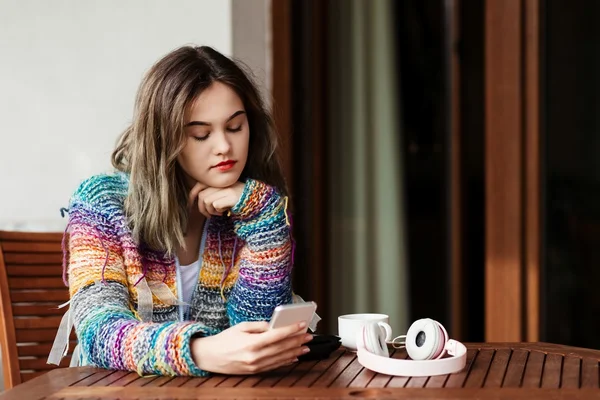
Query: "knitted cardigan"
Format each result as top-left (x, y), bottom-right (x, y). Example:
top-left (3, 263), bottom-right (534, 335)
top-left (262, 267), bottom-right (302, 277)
top-left (60, 172), bottom-right (293, 376)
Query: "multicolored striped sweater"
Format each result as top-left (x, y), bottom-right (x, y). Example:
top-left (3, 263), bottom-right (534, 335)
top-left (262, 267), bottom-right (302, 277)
top-left (60, 172), bottom-right (293, 376)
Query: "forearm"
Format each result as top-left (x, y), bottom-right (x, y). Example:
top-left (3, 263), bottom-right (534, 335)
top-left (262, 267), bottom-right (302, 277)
top-left (72, 282), bottom-right (212, 376)
top-left (227, 180), bottom-right (294, 324)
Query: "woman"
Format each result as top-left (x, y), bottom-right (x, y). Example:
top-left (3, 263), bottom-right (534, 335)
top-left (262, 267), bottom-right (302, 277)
top-left (50, 46), bottom-right (311, 376)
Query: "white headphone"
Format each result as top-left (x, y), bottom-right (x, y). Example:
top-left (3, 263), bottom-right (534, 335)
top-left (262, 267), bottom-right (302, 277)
top-left (356, 318), bottom-right (467, 377)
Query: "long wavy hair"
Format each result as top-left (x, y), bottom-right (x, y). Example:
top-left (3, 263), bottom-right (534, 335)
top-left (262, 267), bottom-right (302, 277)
top-left (111, 46), bottom-right (287, 255)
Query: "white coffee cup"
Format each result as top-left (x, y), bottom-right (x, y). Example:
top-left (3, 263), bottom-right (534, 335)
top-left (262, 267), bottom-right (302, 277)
top-left (338, 313), bottom-right (392, 351)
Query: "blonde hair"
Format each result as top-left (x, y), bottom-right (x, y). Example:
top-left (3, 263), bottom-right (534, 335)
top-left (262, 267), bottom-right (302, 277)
top-left (112, 46), bottom-right (286, 254)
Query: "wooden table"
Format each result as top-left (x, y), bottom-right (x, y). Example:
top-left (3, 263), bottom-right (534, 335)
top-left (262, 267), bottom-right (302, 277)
top-left (1, 342), bottom-right (599, 399)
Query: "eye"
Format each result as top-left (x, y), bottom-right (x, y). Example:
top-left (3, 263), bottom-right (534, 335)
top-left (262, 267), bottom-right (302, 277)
top-left (227, 126), bottom-right (242, 133)
top-left (193, 134), bottom-right (210, 141)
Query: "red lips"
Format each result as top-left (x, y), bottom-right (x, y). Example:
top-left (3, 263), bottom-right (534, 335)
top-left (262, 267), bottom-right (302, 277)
top-left (214, 160), bottom-right (236, 168)
top-left (213, 160), bottom-right (237, 171)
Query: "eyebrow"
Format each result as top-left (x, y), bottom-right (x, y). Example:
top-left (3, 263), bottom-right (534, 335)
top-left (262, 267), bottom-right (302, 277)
top-left (184, 110), bottom-right (246, 127)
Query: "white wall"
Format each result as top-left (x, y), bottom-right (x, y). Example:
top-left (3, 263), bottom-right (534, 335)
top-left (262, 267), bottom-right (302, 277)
top-left (0, 0), bottom-right (232, 232)
top-left (232, 0), bottom-right (271, 103)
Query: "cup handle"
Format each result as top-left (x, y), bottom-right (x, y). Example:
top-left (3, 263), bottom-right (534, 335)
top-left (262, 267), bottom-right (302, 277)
top-left (378, 322), bottom-right (393, 342)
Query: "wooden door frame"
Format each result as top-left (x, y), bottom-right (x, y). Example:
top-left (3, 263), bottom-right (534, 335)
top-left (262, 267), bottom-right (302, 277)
top-left (524, 0), bottom-right (540, 343)
top-left (271, 0), bottom-right (330, 332)
top-left (484, 0), bottom-right (540, 342)
top-left (449, 0), bottom-right (463, 341)
top-left (271, 0), bottom-right (293, 190)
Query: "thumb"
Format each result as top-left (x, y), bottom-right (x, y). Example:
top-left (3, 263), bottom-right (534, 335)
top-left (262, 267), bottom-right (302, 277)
top-left (236, 321), bottom-right (270, 333)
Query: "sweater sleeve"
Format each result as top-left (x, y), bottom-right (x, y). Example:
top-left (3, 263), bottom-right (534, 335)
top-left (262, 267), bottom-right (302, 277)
top-left (66, 176), bottom-right (215, 376)
top-left (225, 179), bottom-right (294, 325)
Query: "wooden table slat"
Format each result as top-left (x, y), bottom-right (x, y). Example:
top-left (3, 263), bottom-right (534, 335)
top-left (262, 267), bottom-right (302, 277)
top-left (521, 350), bottom-right (545, 388)
top-left (100, 371), bottom-right (139, 387)
top-left (123, 374), bottom-right (160, 387)
top-left (143, 375), bottom-right (178, 387)
top-left (159, 376), bottom-right (193, 387)
top-left (328, 354), bottom-right (363, 387)
top-left (310, 351), bottom-right (356, 387)
top-left (89, 370), bottom-right (130, 387)
top-left (254, 362), bottom-right (302, 387)
top-left (541, 353), bottom-right (563, 389)
top-left (197, 375), bottom-right (228, 388)
top-left (265, 360), bottom-right (319, 388)
top-left (404, 376), bottom-right (430, 388)
top-left (560, 356), bottom-right (581, 389)
top-left (232, 374), bottom-right (264, 388)
top-left (364, 349), bottom-right (398, 388)
top-left (483, 348), bottom-right (511, 387)
top-left (290, 349), bottom-right (345, 387)
top-left (232, 363), bottom-right (299, 389)
top-left (344, 359), bottom-right (376, 388)
top-left (385, 374), bottom-right (410, 388)
top-left (178, 375), bottom-right (210, 388)
top-left (581, 357), bottom-right (599, 388)
top-left (365, 371), bottom-right (392, 388)
top-left (503, 349), bottom-right (528, 387)
top-left (445, 348), bottom-right (479, 388)
top-left (216, 375), bottom-right (248, 387)
top-left (70, 370), bottom-right (118, 387)
top-left (464, 348), bottom-right (495, 388)
top-left (425, 373), bottom-right (450, 388)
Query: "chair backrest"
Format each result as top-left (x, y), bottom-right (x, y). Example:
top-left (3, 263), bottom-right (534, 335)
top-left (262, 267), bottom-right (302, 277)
top-left (0, 231), bottom-right (73, 388)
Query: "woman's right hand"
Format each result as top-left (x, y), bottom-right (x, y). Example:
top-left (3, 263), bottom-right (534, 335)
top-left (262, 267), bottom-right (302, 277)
top-left (190, 321), bottom-right (313, 375)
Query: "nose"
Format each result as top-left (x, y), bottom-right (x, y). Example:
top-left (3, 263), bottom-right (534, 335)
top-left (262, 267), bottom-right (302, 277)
top-left (212, 130), bottom-right (231, 155)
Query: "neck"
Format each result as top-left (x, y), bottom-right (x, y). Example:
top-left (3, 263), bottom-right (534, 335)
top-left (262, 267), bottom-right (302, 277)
top-left (187, 207), bottom-right (205, 230)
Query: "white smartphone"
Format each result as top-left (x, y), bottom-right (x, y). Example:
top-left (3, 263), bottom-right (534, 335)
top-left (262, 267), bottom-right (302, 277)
top-left (269, 301), bottom-right (317, 331)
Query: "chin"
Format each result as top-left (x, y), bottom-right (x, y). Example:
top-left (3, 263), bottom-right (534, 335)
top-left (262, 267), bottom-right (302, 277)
top-left (204, 174), bottom-right (241, 189)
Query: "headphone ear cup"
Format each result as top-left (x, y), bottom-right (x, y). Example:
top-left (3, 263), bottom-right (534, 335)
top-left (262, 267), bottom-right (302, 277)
top-left (405, 318), bottom-right (442, 360)
top-left (363, 322), bottom-right (389, 357)
top-left (431, 320), bottom-right (449, 360)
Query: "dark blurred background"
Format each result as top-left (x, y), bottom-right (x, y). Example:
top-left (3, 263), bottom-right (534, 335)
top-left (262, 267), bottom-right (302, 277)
top-left (274, 0), bottom-right (600, 349)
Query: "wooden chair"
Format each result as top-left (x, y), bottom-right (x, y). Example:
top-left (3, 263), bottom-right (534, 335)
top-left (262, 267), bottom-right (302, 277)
top-left (0, 231), bottom-right (74, 389)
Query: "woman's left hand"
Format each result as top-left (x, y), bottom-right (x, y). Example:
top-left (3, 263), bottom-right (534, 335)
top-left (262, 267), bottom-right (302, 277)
top-left (188, 181), bottom-right (245, 218)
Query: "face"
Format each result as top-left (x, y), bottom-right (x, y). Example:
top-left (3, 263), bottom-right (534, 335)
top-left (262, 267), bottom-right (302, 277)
top-left (178, 82), bottom-right (250, 189)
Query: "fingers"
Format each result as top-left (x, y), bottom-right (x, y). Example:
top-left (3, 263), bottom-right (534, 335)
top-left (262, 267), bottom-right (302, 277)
top-left (252, 332), bottom-right (312, 362)
top-left (212, 196), bottom-right (233, 213)
top-left (187, 182), bottom-right (208, 209)
top-left (237, 321), bottom-right (312, 372)
top-left (195, 188), bottom-right (234, 218)
top-left (198, 321), bottom-right (312, 375)
top-left (251, 337), bottom-right (312, 373)
top-left (261, 321), bottom-right (308, 345)
top-left (195, 187), bottom-right (221, 218)
top-left (188, 183), bottom-right (242, 218)
top-left (201, 191), bottom-right (230, 216)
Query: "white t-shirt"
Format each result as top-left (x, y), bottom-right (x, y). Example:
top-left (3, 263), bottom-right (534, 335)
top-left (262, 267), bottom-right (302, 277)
top-left (176, 221), bottom-right (208, 319)
top-left (178, 260), bottom-right (201, 306)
